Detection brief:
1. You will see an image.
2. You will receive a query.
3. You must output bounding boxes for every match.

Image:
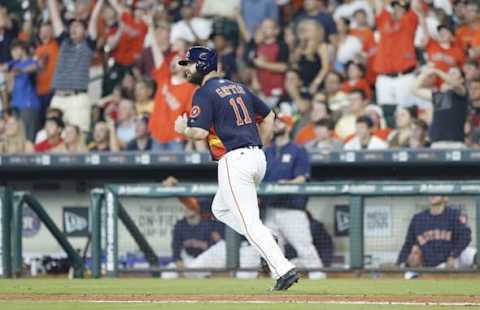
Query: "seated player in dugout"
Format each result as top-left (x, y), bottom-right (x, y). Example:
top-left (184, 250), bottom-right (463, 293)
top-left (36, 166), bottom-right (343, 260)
top-left (397, 196), bottom-right (478, 269)
top-left (161, 176), bottom-right (225, 279)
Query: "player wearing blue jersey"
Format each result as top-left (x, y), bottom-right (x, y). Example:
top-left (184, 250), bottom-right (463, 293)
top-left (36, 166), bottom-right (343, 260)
top-left (397, 196), bottom-right (477, 269)
top-left (174, 46), bottom-right (299, 290)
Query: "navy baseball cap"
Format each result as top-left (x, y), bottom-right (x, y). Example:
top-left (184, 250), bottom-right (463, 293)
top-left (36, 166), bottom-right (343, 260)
top-left (178, 46), bottom-right (218, 74)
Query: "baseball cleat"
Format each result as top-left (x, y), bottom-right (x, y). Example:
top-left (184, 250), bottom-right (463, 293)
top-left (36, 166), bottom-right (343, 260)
top-left (271, 269), bottom-right (300, 291)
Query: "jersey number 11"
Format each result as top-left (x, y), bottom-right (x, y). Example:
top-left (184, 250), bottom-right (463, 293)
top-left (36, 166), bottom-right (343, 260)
top-left (229, 97), bottom-right (252, 126)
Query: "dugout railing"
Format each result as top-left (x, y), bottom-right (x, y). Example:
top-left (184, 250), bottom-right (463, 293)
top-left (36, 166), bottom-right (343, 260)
top-left (91, 181), bottom-right (480, 278)
top-left (0, 188), bottom-right (84, 278)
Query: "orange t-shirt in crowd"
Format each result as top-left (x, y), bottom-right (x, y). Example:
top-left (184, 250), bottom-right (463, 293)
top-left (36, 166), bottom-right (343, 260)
top-left (455, 24), bottom-right (480, 51)
top-left (426, 39), bottom-right (465, 73)
top-left (374, 9), bottom-right (418, 74)
top-left (471, 28), bottom-right (480, 53)
top-left (350, 27), bottom-right (377, 85)
top-left (110, 11), bottom-right (148, 66)
top-left (35, 40), bottom-right (59, 96)
top-left (295, 123), bottom-right (316, 145)
top-left (149, 62), bottom-right (197, 144)
top-left (341, 79), bottom-right (373, 99)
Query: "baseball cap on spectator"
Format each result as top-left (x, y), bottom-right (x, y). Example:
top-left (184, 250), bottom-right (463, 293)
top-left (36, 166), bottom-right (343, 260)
top-left (276, 113), bottom-right (294, 128)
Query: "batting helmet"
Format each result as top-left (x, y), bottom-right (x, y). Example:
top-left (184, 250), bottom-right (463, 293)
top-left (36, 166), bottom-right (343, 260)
top-left (178, 46), bottom-right (218, 75)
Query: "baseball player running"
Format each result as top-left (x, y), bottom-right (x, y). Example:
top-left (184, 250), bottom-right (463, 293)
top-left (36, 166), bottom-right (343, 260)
top-left (174, 46), bottom-right (299, 290)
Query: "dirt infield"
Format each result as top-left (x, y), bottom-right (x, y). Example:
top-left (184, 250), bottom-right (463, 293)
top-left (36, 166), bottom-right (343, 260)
top-left (1, 294), bottom-right (480, 304)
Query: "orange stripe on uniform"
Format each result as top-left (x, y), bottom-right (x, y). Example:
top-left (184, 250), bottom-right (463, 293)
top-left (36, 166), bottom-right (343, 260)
top-left (224, 157), bottom-right (279, 276)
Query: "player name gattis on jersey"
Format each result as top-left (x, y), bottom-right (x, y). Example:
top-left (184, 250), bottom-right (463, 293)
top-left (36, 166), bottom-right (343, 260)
top-left (188, 77), bottom-right (271, 161)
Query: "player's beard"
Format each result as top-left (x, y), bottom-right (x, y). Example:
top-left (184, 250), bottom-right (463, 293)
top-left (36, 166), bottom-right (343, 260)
top-left (273, 128), bottom-right (286, 139)
top-left (188, 71), bottom-right (206, 86)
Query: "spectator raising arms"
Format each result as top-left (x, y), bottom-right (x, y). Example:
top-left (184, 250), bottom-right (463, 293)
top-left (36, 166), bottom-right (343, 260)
top-left (414, 66), bottom-right (468, 148)
top-left (0, 41), bottom-right (41, 142)
top-left (47, 0), bottom-right (103, 133)
top-left (103, 0), bottom-right (148, 96)
top-left (147, 16), bottom-right (197, 152)
top-left (35, 23), bottom-right (59, 127)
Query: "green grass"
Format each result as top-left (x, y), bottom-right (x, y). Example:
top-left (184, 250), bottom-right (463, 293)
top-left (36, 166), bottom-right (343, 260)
top-left (1, 278), bottom-right (480, 310)
top-left (0, 278), bottom-right (480, 296)
top-left (0, 302), bottom-right (477, 310)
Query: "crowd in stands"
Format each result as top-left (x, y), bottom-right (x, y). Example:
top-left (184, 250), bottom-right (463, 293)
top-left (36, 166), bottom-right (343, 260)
top-left (2, 0), bottom-right (480, 154)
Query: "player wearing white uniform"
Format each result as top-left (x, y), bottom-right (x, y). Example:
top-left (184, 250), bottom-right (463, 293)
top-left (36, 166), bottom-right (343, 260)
top-left (174, 46), bottom-right (299, 290)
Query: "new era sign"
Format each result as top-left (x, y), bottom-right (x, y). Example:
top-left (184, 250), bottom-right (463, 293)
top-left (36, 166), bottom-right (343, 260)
top-left (63, 207), bottom-right (89, 237)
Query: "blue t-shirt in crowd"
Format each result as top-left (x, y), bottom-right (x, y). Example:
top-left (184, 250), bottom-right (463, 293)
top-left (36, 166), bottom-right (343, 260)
top-left (262, 142), bottom-right (310, 210)
top-left (7, 58), bottom-right (40, 110)
top-left (294, 12), bottom-right (338, 41)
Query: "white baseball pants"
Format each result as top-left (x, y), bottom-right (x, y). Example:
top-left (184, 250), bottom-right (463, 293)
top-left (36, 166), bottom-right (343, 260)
top-left (211, 147), bottom-right (295, 279)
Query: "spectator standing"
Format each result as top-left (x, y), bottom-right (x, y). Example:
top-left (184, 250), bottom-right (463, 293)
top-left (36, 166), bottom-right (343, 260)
top-left (291, 19), bottom-right (329, 94)
top-left (263, 114), bottom-right (326, 279)
top-left (414, 66), bottom-right (468, 148)
top-left (349, 9), bottom-right (377, 86)
top-left (294, 0), bottom-right (338, 43)
top-left (252, 19), bottom-right (289, 98)
top-left (211, 32), bottom-right (237, 80)
top-left (344, 115), bottom-right (388, 150)
top-left (334, 17), bottom-right (363, 72)
top-left (305, 118), bottom-right (343, 152)
top-left (240, 0), bottom-right (279, 37)
top-left (334, 0), bottom-right (375, 27)
top-left (0, 6), bottom-right (18, 64)
top-left (420, 24), bottom-right (465, 82)
top-left (374, 0), bottom-right (424, 109)
top-left (35, 23), bottom-right (59, 127)
top-left (456, 1), bottom-right (480, 56)
top-left (0, 41), bottom-right (41, 142)
top-left (47, 0), bottom-right (104, 133)
top-left (397, 196), bottom-right (476, 269)
top-left (148, 18), bottom-right (196, 151)
top-left (170, 0), bottom-right (212, 45)
top-left (103, 0), bottom-right (148, 96)
top-left (126, 115), bottom-right (153, 151)
top-left (34, 116), bottom-right (64, 153)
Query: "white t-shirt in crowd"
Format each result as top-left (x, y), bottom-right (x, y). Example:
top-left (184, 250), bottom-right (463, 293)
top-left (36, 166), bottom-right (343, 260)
top-left (336, 35), bottom-right (363, 65)
top-left (170, 17), bottom-right (213, 44)
top-left (334, 0), bottom-right (375, 27)
top-left (344, 135), bottom-right (388, 150)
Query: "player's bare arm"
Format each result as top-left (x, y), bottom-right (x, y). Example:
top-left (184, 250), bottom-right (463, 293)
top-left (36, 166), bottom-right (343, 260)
top-left (257, 111), bottom-right (275, 146)
top-left (174, 114), bottom-right (209, 140)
